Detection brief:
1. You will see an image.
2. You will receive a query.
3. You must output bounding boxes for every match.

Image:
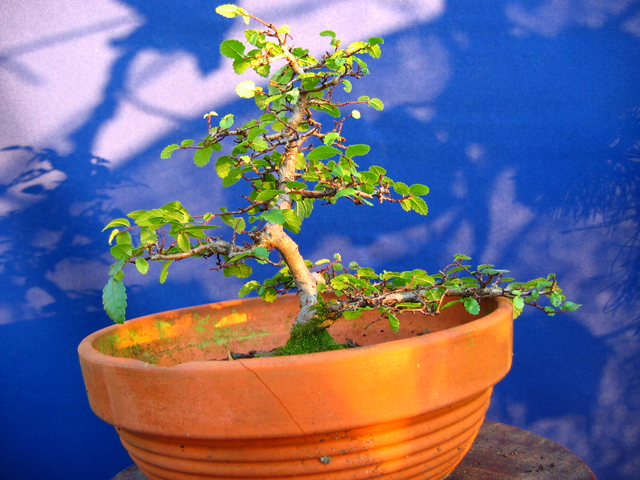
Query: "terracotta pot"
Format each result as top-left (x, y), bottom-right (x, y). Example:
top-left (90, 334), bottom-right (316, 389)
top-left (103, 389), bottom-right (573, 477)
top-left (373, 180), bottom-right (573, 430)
top-left (79, 294), bottom-right (513, 479)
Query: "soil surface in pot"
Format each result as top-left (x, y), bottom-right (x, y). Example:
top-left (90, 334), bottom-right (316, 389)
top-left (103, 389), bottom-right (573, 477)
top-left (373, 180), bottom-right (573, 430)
top-left (214, 329), bottom-right (431, 361)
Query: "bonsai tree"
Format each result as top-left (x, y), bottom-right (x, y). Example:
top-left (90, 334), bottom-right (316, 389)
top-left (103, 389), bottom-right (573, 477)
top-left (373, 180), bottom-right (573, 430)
top-left (101, 5), bottom-right (580, 355)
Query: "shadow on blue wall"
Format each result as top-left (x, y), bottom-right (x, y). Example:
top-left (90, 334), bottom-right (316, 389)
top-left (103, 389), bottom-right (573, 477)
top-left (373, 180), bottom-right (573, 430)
top-left (0, 2), bottom-right (233, 478)
top-left (1, 1), bottom-right (639, 479)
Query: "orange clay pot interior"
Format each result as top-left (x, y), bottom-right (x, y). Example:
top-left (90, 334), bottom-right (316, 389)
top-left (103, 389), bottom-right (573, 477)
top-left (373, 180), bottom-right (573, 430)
top-left (92, 293), bottom-right (501, 366)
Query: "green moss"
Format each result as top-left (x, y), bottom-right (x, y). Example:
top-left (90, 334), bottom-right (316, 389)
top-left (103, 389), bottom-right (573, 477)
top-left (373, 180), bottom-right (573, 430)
top-left (274, 314), bottom-right (344, 357)
top-left (194, 313), bottom-right (210, 332)
top-left (154, 320), bottom-right (172, 339)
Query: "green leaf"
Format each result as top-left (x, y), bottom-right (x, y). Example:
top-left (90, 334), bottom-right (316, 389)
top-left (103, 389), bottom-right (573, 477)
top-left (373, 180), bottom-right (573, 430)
top-left (347, 41), bottom-right (367, 53)
top-left (408, 196), bottom-right (428, 215)
top-left (181, 139), bottom-right (194, 147)
top-left (513, 296), bottom-right (525, 311)
top-left (563, 301), bottom-right (582, 311)
top-left (194, 146), bottom-right (213, 167)
top-left (482, 268), bottom-right (510, 275)
top-left (133, 209), bottom-right (163, 227)
top-left (395, 302), bottom-right (422, 310)
top-left (103, 277), bottom-right (127, 324)
top-left (334, 188), bottom-right (356, 200)
top-left (368, 37), bottom-right (384, 46)
top-left (265, 93), bottom-right (284, 106)
top-left (286, 181), bottom-right (306, 190)
top-left (370, 165), bottom-right (386, 176)
top-left (220, 39), bottom-right (245, 60)
top-left (345, 144), bottom-right (370, 158)
top-left (368, 44), bottom-right (382, 59)
top-left (307, 146), bottom-right (341, 161)
top-left (221, 215), bottom-right (245, 233)
top-left (219, 114), bottom-right (234, 129)
top-left (319, 30), bottom-right (336, 38)
top-left (442, 298), bottom-right (464, 311)
top-left (246, 30), bottom-right (266, 47)
top-left (116, 231), bottom-right (132, 246)
top-left (140, 227), bottom-right (157, 245)
top-left (252, 246), bottom-right (269, 258)
top-left (215, 155), bottom-right (233, 179)
top-left (353, 56), bottom-right (369, 74)
top-left (387, 312), bottom-right (400, 332)
top-left (260, 210), bottom-right (285, 225)
top-left (250, 137), bottom-right (268, 151)
top-left (511, 297), bottom-right (524, 320)
top-left (323, 132), bottom-right (341, 146)
top-left (369, 98), bottom-right (384, 111)
top-left (177, 233), bottom-right (190, 252)
top-left (159, 260), bottom-right (172, 284)
top-left (222, 168), bottom-right (243, 187)
top-left (281, 209), bottom-right (301, 234)
top-left (108, 227), bottom-right (122, 244)
top-left (224, 264), bottom-right (253, 278)
top-left (295, 198), bottom-right (314, 219)
top-left (247, 127), bottom-right (268, 142)
top-left (477, 264), bottom-right (494, 270)
top-left (260, 286), bottom-right (278, 302)
top-left (356, 267), bottom-right (378, 279)
top-left (135, 258), bottom-right (149, 275)
top-left (110, 244), bottom-right (132, 260)
top-left (342, 79), bottom-right (352, 93)
top-left (310, 103), bottom-right (341, 117)
top-left (409, 184), bottom-right (430, 196)
top-left (463, 297), bottom-right (481, 315)
top-left (215, 4), bottom-right (247, 18)
top-left (296, 152), bottom-right (306, 169)
top-left (291, 47), bottom-right (308, 57)
top-left (161, 144), bottom-right (180, 159)
top-left (255, 189), bottom-right (284, 202)
top-left (103, 218), bottom-right (131, 231)
top-left (232, 58), bottom-right (251, 74)
top-left (393, 182), bottom-right (410, 196)
top-left (343, 310), bottom-right (363, 320)
top-left (236, 80), bottom-right (257, 98)
top-left (109, 260), bottom-right (125, 276)
top-left (550, 292), bottom-right (564, 307)
top-left (239, 280), bottom-right (260, 297)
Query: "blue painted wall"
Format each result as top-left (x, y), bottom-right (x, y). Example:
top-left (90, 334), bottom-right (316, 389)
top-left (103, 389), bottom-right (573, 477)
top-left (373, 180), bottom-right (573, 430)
top-left (1, 1), bottom-right (638, 479)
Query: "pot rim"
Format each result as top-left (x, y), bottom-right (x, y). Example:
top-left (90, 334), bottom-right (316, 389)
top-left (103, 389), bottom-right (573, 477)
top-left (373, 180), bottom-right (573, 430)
top-left (78, 295), bottom-right (513, 372)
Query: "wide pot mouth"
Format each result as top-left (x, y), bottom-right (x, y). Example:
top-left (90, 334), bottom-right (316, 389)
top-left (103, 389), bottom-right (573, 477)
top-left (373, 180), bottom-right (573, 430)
top-left (78, 294), bottom-right (512, 371)
top-left (79, 295), bottom-right (513, 438)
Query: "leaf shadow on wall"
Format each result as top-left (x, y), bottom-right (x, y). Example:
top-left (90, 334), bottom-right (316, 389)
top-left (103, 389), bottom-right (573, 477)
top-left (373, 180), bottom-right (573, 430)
top-left (0, 3), bottom-right (234, 478)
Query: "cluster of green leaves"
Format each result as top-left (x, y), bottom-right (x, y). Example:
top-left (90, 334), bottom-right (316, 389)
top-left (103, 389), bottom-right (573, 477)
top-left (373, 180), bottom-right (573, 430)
top-left (238, 253), bottom-right (582, 332)
top-left (102, 201), bottom-right (228, 323)
top-left (158, 20), bottom-right (427, 230)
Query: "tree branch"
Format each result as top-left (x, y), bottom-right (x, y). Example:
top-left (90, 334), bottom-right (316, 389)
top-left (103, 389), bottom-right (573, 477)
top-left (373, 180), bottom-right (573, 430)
top-left (148, 240), bottom-right (236, 261)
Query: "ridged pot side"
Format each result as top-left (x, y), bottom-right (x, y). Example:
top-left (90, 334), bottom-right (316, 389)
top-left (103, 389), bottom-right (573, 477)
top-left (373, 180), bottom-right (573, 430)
top-left (79, 295), bottom-right (513, 480)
